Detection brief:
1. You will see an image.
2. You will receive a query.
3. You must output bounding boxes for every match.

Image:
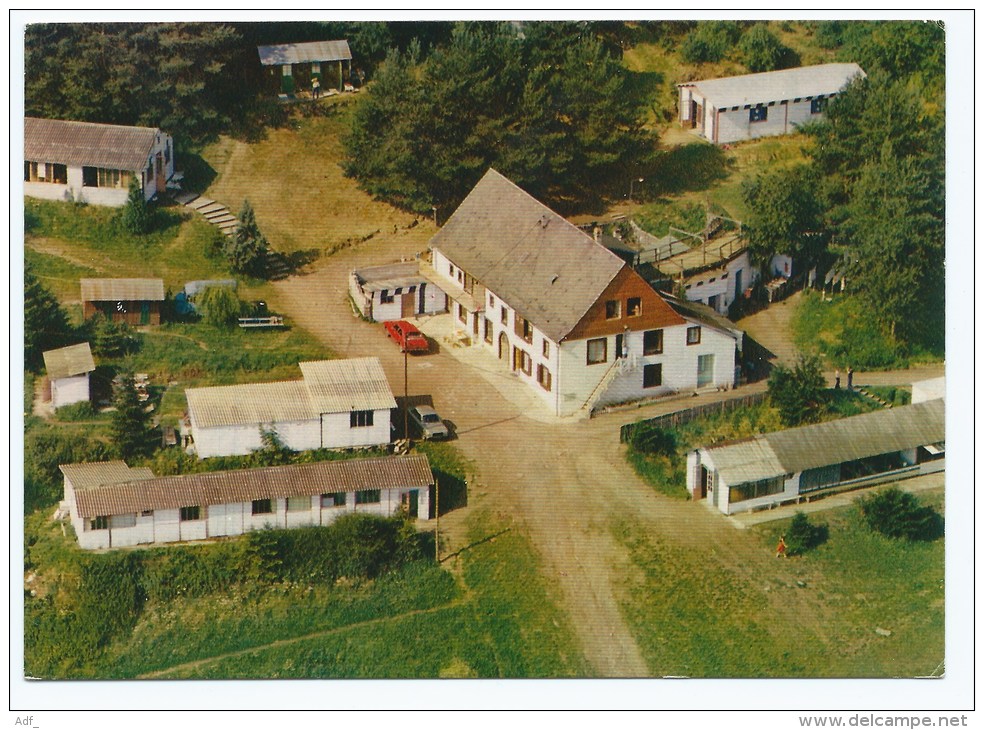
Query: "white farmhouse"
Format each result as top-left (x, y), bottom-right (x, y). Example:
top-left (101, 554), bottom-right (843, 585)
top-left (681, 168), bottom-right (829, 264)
top-left (687, 400), bottom-right (945, 515)
top-left (60, 454), bottom-right (432, 550)
top-left (185, 357), bottom-right (396, 458)
top-left (349, 261), bottom-right (448, 322)
top-left (24, 117), bottom-right (175, 206)
top-left (678, 63), bottom-right (865, 145)
top-left (42, 342), bottom-right (96, 409)
top-left (424, 169), bottom-right (742, 417)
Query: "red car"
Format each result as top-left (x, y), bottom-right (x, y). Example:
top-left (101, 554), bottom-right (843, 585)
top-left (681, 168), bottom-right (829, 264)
top-left (384, 320), bottom-right (429, 353)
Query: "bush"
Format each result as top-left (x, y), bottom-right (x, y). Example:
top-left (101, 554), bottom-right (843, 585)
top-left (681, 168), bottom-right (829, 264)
top-left (54, 401), bottom-right (96, 421)
top-left (24, 428), bottom-right (113, 513)
top-left (630, 422), bottom-right (677, 458)
top-left (784, 512), bottom-right (829, 555)
top-left (196, 285), bottom-right (242, 327)
top-left (680, 21), bottom-right (741, 63)
top-left (857, 488), bottom-right (944, 542)
top-left (739, 24), bottom-right (792, 72)
top-left (768, 355), bottom-right (826, 426)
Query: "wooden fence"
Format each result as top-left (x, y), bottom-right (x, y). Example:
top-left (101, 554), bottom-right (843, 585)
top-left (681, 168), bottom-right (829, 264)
top-left (619, 392), bottom-right (768, 443)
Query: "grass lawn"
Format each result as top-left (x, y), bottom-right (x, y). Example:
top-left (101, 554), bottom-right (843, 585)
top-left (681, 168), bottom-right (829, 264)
top-left (614, 488), bottom-right (944, 677)
top-left (198, 103), bottom-right (435, 258)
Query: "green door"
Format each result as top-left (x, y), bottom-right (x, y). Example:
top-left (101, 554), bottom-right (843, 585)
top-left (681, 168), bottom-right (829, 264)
top-left (140, 301), bottom-right (150, 325)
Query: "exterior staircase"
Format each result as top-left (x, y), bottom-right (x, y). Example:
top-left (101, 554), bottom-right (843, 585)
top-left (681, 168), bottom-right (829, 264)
top-left (854, 386), bottom-right (893, 409)
top-left (580, 356), bottom-right (633, 417)
top-left (174, 191), bottom-right (291, 280)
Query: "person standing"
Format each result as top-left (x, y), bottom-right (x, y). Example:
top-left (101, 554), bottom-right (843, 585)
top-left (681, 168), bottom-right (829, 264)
top-left (312, 76), bottom-right (321, 99)
top-left (834, 369), bottom-right (841, 389)
top-left (776, 535), bottom-right (787, 558)
top-left (847, 366), bottom-right (854, 390)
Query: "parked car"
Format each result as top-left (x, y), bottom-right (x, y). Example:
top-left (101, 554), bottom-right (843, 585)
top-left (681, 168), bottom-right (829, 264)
top-left (408, 405), bottom-right (449, 440)
top-left (384, 320), bottom-right (429, 353)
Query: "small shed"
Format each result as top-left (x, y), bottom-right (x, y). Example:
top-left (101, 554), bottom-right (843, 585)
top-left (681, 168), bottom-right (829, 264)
top-left (81, 278), bottom-right (165, 325)
top-left (43, 342), bottom-right (96, 408)
top-left (349, 261), bottom-right (448, 322)
top-left (257, 39), bottom-right (353, 95)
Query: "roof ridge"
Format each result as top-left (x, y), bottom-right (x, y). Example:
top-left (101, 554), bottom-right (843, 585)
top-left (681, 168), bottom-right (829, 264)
top-left (26, 116), bottom-right (161, 133)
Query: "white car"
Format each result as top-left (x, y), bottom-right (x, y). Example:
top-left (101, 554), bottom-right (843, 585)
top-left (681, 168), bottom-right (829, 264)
top-left (409, 405), bottom-right (449, 440)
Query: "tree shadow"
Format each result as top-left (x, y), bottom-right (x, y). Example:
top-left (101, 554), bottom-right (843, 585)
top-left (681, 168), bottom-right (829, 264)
top-left (177, 152), bottom-right (218, 193)
top-left (650, 143), bottom-right (733, 196)
top-left (284, 248), bottom-right (321, 274)
top-left (434, 467), bottom-right (467, 516)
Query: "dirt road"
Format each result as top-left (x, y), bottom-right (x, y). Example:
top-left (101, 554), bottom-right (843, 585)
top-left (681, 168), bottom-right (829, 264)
top-left (271, 236), bottom-right (943, 677)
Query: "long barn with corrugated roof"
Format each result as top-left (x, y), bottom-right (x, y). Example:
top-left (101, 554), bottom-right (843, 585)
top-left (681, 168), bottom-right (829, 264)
top-left (59, 454), bottom-right (432, 549)
top-left (686, 399), bottom-right (945, 515)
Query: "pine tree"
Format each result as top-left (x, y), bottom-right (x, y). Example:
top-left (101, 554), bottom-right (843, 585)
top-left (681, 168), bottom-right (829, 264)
top-left (120, 177), bottom-right (151, 235)
top-left (109, 371), bottom-right (151, 460)
top-left (225, 199), bottom-right (268, 277)
top-left (24, 264), bottom-right (72, 371)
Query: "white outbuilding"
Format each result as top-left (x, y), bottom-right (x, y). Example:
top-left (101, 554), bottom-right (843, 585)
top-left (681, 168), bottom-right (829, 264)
top-left (349, 261), bottom-right (448, 322)
top-left (42, 342), bottom-right (96, 409)
top-left (60, 454), bottom-right (433, 550)
top-left (25, 117), bottom-right (175, 206)
top-left (678, 63), bottom-right (865, 145)
top-left (185, 357), bottom-right (396, 458)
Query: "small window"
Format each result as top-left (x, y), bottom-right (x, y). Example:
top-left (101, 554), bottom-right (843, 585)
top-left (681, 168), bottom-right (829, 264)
top-left (643, 363), bottom-right (663, 389)
top-left (484, 318), bottom-right (493, 344)
top-left (749, 106), bottom-right (768, 123)
top-left (501, 306), bottom-right (508, 325)
top-left (393, 287), bottom-right (403, 296)
top-left (408, 285), bottom-right (416, 294)
top-left (695, 281), bottom-right (704, 287)
top-left (605, 300), bottom-right (621, 319)
top-left (350, 410), bottom-right (374, 428)
top-left (721, 272), bottom-right (729, 279)
top-left (355, 489), bottom-right (381, 504)
top-left (458, 303), bottom-right (467, 324)
top-left (685, 285), bottom-right (692, 290)
top-left (252, 499), bottom-right (273, 515)
top-left (457, 270), bottom-right (463, 284)
top-left (90, 516), bottom-right (109, 530)
top-left (322, 492), bottom-right (347, 508)
top-left (287, 496), bottom-right (310, 512)
top-left (537, 364), bottom-right (552, 391)
top-left (489, 294), bottom-right (495, 309)
top-left (380, 289), bottom-right (394, 304)
top-left (516, 317), bottom-right (533, 343)
top-left (626, 297), bottom-right (641, 317)
top-left (810, 97), bottom-right (826, 114)
top-left (519, 349), bottom-right (532, 376)
top-left (449, 264), bottom-right (454, 277)
top-left (587, 337), bottom-right (608, 365)
top-left (643, 329), bottom-right (663, 356)
top-left (179, 506), bottom-right (201, 521)
top-left (542, 339), bottom-right (550, 358)
top-left (141, 510), bottom-right (154, 517)
top-left (709, 277), bottom-right (716, 283)
top-left (687, 326), bottom-right (702, 345)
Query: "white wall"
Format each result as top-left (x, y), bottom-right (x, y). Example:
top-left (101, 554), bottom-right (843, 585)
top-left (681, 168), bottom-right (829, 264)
top-left (321, 409), bottom-right (392, 449)
top-left (51, 374), bottom-right (90, 409)
top-left (912, 377), bottom-right (945, 404)
top-left (683, 252), bottom-right (758, 314)
top-left (713, 100), bottom-right (823, 145)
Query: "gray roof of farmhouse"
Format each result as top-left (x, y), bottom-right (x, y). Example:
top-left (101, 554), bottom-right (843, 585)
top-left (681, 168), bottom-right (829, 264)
top-left (429, 169), bottom-right (626, 343)
top-left (81, 278), bottom-right (165, 302)
top-left (702, 399), bottom-right (945, 486)
top-left (25, 117), bottom-right (163, 172)
top-left (67, 454), bottom-right (433, 519)
top-left (664, 296), bottom-right (743, 341)
top-left (679, 63), bottom-right (865, 109)
top-left (186, 357), bottom-right (396, 429)
top-left (257, 40), bottom-right (352, 66)
top-left (43, 342), bottom-right (96, 380)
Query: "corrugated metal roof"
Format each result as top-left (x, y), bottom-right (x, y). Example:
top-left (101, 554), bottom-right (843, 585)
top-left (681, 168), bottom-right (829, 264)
top-left (430, 169), bottom-right (625, 343)
top-left (43, 342), bottom-right (96, 379)
top-left (703, 400), bottom-right (945, 486)
top-left (186, 380), bottom-right (317, 429)
top-left (353, 262), bottom-right (423, 293)
top-left (680, 63), bottom-right (865, 110)
top-left (25, 117), bottom-right (161, 172)
top-left (73, 454), bottom-right (432, 518)
top-left (80, 278), bottom-right (165, 302)
top-left (300, 357), bottom-right (397, 414)
top-left (257, 40), bottom-right (352, 66)
top-left (59, 461), bottom-right (155, 491)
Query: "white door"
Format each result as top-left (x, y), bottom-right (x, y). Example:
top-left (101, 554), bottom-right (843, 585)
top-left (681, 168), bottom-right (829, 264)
top-left (697, 354), bottom-right (714, 387)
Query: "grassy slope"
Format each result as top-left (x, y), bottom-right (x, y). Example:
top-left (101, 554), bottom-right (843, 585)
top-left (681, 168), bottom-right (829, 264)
top-left (614, 489), bottom-right (943, 677)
